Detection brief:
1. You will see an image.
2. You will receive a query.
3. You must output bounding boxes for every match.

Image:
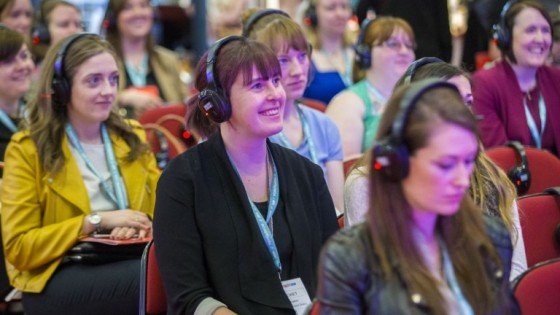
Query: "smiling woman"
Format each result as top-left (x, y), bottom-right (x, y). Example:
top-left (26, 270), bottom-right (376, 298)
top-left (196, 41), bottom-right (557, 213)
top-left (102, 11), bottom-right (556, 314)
top-left (154, 36), bottom-right (339, 315)
top-left (0, 33), bottom-right (160, 314)
top-left (104, 0), bottom-right (187, 118)
top-left (472, 0), bottom-right (560, 156)
top-left (0, 26), bottom-right (33, 175)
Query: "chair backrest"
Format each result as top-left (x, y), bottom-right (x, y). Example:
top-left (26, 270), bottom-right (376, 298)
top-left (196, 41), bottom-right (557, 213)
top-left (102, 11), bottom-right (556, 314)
top-left (137, 104), bottom-right (198, 148)
top-left (513, 258), bottom-right (560, 315)
top-left (337, 213), bottom-right (345, 229)
top-left (138, 104), bottom-right (188, 126)
top-left (516, 188), bottom-right (560, 267)
top-left (485, 145), bottom-right (560, 196)
top-left (139, 239), bottom-right (167, 315)
top-left (143, 123), bottom-right (187, 169)
top-left (299, 98), bottom-right (327, 112)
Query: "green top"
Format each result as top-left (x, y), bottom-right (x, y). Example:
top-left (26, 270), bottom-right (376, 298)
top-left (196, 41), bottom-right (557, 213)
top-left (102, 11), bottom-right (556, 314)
top-left (347, 79), bottom-right (383, 152)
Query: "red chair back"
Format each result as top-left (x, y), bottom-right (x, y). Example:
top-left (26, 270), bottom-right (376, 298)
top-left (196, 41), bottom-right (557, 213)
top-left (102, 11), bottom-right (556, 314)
top-left (513, 258), bottom-right (560, 315)
top-left (485, 145), bottom-right (560, 196)
top-left (139, 240), bottom-right (167, 315)
top-left (337, 214), bottom-right (345, 229)
top-left (138, 104), bottom-right (198, 148)
top-left (299, 98), bottom-right (327, 112)
top-left (143, 123), bottom-right (187, 164)
top-left (517, 188), bottom-right (560, 267)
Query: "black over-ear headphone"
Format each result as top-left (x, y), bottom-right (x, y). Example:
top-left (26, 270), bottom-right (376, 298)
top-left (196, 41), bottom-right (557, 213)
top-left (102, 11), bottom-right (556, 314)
top-left (303, 1), bottom-right (318, 27)
top-left (51, 32), bottom-right (100, 112)
top-left (242, 9), bottom-right (290, 37)
top-left (506, 140), bottom-right (531, 195)
top-left (353, 18), bottom-right (376, 69)
top-left (372, 79), bottom-right (460, 182)
top-left (492, 0), bottom-right (516, 50)
top-left (403, 57), bottom-right (444, 84)
top-left (32, 3), bottom-right (51, 45)
top-left (197, 35), bottom-right (245, 123)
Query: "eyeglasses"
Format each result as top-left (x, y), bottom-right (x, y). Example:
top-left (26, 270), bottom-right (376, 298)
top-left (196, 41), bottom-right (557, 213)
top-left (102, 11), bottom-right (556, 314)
top-left (377, 40), bottom-right (416, 51)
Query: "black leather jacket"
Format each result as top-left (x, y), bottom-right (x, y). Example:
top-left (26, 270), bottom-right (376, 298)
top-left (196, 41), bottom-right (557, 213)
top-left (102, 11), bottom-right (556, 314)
top-left (316, 214), bottom-right (520, 314)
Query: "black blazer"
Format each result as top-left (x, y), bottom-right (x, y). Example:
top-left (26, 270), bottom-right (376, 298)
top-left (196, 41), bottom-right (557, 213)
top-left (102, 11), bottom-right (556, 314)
top-left (153, 133), bottom-right (339, 315)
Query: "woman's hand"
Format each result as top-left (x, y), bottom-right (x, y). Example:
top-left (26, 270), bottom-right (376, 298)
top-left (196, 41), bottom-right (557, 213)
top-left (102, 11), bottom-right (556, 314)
top-left (97, 209), bottom-right (152, 239)
top-left (118, 89), bottom-right (162, 116)
top-left (212, 307), bottom-right (238, 315)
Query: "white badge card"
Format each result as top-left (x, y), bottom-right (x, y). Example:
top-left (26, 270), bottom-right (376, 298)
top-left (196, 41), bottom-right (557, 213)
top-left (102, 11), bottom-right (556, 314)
top-left (282, 278), bottom-right (312, 315)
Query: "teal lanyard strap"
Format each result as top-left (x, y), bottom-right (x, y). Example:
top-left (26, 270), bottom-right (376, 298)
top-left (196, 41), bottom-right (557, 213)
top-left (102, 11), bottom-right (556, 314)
top-left (0, 110), bottom-right (18, 133)
top-left (228, 148), bottom-right (282, 272)
top-left (364, 79), bottom-right (388, 111)
top-left (125, 54), bottom-right (148, 87)
top-left (523, 93), bottom-right (546, 149)
top-left (65, 123), bottom-right (129, 209)
top-left (439, 237), bottom-right (474, 315)
top-left (273, 105), bottom-right (319, 165)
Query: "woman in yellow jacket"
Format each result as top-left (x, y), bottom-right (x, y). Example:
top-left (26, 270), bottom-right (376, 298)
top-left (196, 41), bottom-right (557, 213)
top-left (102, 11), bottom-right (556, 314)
top-left (1, 33), bottom-right (160, 314)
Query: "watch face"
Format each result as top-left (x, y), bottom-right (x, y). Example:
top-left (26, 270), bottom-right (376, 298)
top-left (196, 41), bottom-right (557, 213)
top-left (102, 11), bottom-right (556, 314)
top-left (89, 214), bottom-right (101, 225)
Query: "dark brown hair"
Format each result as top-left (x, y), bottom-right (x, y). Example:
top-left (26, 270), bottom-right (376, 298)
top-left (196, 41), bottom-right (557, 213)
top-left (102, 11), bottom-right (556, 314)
top-left (104, 0), bottom-right (156, 69)
top-left (0, 24), bottom-right (24, 61)
top-left (186, 37), bottom-right (281, 139)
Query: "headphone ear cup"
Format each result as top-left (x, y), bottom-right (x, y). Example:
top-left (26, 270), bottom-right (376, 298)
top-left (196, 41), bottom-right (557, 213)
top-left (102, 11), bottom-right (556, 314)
top-left (51, 76), bottom-right (70, 113)
top-left (372, 137), bottom-right (410, 182)
top-left (102, 9), bottom-right (117, 32)
top-left (304, 4), bottom-right (318, 27)
top-left (493, 24), bottom-right (510, 50)
top-left (32, 23), bottom-right (51, 44)
top-left (507, 165), bottom-right (530, 195)
top-left (197, 88), bottom-right (231, 123)
top-left (354, 44), bottom-right (372, 69)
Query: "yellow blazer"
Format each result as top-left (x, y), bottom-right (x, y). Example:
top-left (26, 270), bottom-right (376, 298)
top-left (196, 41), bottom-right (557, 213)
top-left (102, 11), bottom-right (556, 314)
top-left (0, 121), bottom-right (160, 293)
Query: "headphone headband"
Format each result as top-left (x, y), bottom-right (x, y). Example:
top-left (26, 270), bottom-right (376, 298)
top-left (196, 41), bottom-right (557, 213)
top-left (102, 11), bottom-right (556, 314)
top-left (205, 36), bottom-right (244, 94)
top-left (506, 140), bottom-right (531, 194)
top-left (403, 57), bottom-right (444, 84)
top-left (373, 79), bottom-right (460, 181)
top-left (391, 78), bottom-right (458, 141)
top-left (242, 9), bottom-right (290, 37)
top-left (197, 36), bottom-right (245, 123)
top-left (353, 18), bottom-right (376, 69)
top-left (493, 0), bottom-right (517, 50)
top-left (51, 32), bottom-right (100, 111)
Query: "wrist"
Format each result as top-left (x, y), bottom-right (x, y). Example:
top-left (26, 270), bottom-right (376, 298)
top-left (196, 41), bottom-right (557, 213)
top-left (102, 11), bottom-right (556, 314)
top-left (87, 212), bottom-right (103, 233)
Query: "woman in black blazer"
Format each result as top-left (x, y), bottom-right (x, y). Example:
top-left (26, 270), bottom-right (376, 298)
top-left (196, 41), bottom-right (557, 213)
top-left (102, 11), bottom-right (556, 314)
top-left (152, 36), bottom-right (339, 315)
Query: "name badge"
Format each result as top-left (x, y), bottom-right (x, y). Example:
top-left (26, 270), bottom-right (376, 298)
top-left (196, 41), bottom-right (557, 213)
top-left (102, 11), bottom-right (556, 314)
top-left (282, 278), bottom-right (312, 315)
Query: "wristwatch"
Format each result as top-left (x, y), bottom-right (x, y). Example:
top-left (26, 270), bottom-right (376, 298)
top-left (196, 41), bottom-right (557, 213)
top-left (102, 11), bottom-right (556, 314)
top-left (87, 213), bottom-right (102, 233)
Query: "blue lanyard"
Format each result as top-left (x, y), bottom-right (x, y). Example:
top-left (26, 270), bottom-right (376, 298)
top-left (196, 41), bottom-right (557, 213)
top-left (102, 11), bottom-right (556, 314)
top-left (364, 79), bottom-right (387, 111)
top-left (228, 149), bottom-right (282, 272)
top-left (341, 48), bottom-right (352, 87)
top-left (439, 237), bottom-right (474, 315)
top-left (125, 54), bottom-right (148, 87)
top-left (65, 123), bottom-right (129, 209)
top-left (272, 105), bottom-right (319, 165)
top-left (0, 110), bottom-right (18, 133)
top-left (523, 93), bottom-right (546, 149)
